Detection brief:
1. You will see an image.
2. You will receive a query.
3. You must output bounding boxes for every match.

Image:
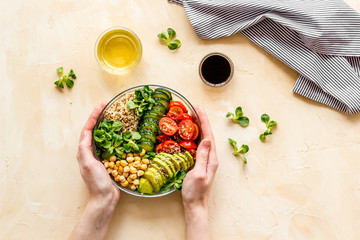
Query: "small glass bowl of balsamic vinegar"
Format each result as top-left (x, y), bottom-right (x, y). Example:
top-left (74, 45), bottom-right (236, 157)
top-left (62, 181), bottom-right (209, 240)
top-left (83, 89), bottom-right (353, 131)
top-left (199, 52), bottom-right (234, 87)
top-left (95, 27), bottom-right (142, 75)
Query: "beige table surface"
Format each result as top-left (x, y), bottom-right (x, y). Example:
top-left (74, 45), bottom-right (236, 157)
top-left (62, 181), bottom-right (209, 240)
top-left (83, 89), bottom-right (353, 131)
top-left (1, 0), bottom-right (360, 239)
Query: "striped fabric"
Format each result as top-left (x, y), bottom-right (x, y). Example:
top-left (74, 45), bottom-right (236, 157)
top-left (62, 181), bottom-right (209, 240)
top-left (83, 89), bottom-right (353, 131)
top-left (169, 0), bottom-right (360, 114)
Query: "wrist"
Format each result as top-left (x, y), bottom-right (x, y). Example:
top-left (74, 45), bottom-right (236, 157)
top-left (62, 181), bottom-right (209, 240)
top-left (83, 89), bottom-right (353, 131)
top-left (183, 203), bottom-right (208, 221)
top-left (88, 192), bottom-right (118, 214)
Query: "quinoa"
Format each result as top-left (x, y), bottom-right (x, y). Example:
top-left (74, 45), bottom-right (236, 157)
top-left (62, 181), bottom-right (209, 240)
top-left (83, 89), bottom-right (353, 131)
top-left (103, 93), bottom-right (140, 133)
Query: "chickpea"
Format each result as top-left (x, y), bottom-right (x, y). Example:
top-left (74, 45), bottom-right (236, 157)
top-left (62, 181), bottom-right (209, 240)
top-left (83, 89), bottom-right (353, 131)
top-left (114, 166), bottom-right (118, 171)
top-left (134, 156), bottom-right (141, 162)
top-left (130, 184), bottom-right (137, 191)
top-left (127, 177), bottom-right (133, 183)
top-left (133, 179), bottom-right (140, 186)
top-left (142, 159), bottom-right (150, 165)
top-left (121, 180), bottom-right (129, 187)
top-left (114, 175), bottom-right (121, 182)
top-left (119, 175), bottom-right (126, 182)
top-left (127, 157), bottom-right (134, 163)
top-left (116, 161), bottom-right (121, 166)
top-left (107, 168), bottom-right (112, 173)
top-left (140, 149), bottom-right (146, 157)
top-left (130, 166), bottom-right (137, 174)
top-left (109, 156), bottom-right (117, 162)
top-left (121, 153), bottom-right (127, 159)
top-left (123, 166), bottom-right (130, 173)
top-left (127, 153), bottom-right (133, 158)
top-left (118, 166), bottom-right (124, 172)
top-left (128, 163), bottom-right (134, 168)
top-left (112, 170), bottom-right (118, 177)
top-left (133, 162), bottom-right (141, 169)
top-left (129, 173), bottom-right (137, 180)
top-left (137, 170), bottom-right (145, 177)
top-left (140, 164), bottom-right (148, 170)
top-left (104, 162), bottom-right (109, 168)
top-left (123, 172), bottom-right (129, 178)
top-left (120, 160), bottom-right (128, 167)
top-left (109, 161), bottom-right (115, 168)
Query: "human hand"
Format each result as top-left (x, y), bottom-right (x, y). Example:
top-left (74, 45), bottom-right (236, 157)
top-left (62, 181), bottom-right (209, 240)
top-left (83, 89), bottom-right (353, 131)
top-left (181, 106), bottom-right (218, 209)
top-left (76, 102), bottom-right (120, 207)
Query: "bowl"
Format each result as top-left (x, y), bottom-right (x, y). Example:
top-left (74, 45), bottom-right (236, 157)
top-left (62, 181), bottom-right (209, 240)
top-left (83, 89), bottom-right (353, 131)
top-left (92, 85), bottom-right (202, 198)
top-left (94, 26), bottom-right (143, 75)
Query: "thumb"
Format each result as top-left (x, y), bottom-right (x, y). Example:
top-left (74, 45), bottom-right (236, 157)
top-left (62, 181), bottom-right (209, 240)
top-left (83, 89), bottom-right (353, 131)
top-left (194, 139), bottom-right (211, 172)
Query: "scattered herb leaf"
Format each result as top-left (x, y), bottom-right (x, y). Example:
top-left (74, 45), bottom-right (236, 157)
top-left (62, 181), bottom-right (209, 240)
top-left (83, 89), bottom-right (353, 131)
top-left (54, 67), bottom-right (77, 89)
top-left (259, 114), bottom-right (277, 142)
top-left (157, 28), bottom-right (181, 51)
top-left (226, 107), bottom-right (249, 127)
top-left (228, 138), bottom-right (249, 165)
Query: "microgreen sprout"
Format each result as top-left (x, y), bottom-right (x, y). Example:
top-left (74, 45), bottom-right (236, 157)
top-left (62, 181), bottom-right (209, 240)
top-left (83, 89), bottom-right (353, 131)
top-left (157, 28), bottom-right (181, 50)
top-left (226, 106), bottom-right (249, 127)
top-left (259, 114), bottom-right (277, 142)
top-left (228, 138), bottom-right (249, 165)
top-left (54, 67), bottom-right (77, 89)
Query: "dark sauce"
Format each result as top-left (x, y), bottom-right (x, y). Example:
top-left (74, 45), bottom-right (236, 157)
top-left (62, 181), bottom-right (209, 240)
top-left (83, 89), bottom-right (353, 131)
top-left (200, 55), bottom-right (231, 85)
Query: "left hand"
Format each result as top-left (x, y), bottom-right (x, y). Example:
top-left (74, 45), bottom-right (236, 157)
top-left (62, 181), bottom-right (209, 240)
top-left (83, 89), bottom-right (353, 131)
top-left (76, 102), bottom-right (120, 206)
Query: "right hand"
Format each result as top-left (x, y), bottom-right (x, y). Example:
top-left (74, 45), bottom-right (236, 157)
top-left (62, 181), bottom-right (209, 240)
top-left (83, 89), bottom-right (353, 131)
top-left (181, 106), bottom-right (218, 209)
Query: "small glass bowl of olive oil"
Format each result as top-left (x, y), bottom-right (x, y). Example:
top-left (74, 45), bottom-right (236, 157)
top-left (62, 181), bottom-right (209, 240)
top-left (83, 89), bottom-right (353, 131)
top-left (95, 27), bottom-right (142, 74)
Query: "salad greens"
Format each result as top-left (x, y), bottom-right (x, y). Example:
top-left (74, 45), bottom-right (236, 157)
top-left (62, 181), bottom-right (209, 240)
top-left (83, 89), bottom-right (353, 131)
top-left (226, 107), bottom-right (249, 127)
top-left (126, 86), bottom-right (156, 117)
top-left (157, 28), bottom-right (181, 51)
top-left (94, 119), bottom-right (144, 160)
top-left (259, 114), bottom-right (277, 142)
top-left (228, 138), bottom-right (249, 165)
top-left (160, 171), bottom-right (187, 193)
top-left (54, 67), bottom-right (77, 89)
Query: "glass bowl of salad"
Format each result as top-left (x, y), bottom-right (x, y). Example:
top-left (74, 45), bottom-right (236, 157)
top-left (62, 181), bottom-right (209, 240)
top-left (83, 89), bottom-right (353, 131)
top-left (92, 85), bottom-right (202, 198)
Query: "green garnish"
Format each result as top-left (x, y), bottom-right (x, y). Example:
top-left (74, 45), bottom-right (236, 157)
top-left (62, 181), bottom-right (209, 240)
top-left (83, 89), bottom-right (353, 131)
top-left (143, 152), bottom-right (156, 160)
top-left (160, 171), bottom-right (187, 193)
top-left (259, 114), bottom-right (277, 142)
top-left (93, 120), bottom-right (143, 160)
top-left (228, 138), bottom-right (249, 165)
top-left (157, 28), bottom-right (181, 50)
top-left (126, 86), bottom-right (156, 117)
top-left (226, 107), bottom-right (249, 127)
top-left (54, 67), bottom-right (77, 89)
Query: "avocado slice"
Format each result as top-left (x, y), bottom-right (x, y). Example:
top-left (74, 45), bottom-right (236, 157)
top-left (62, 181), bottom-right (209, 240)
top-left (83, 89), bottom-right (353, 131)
top-left (153, 158), bottom-right (174, 179)
top-left (157, 155), bottom-right (176, 175)
top-left (183, 151), bottom-right (195, 168)
top-left (150, 164), bottom-right (167, 183)
top-left (174, 153), bottom-right (188, 171)
top-left (144, 170), bottom-right (161, 193)
top-left (179, 152), bottom-right (192, 169)
top-left (148, 167), bottom-right (164, 187)
top-left (159, 152), bottom-right (181, 172)
top-left (138, 178), bottom-right (153, 195)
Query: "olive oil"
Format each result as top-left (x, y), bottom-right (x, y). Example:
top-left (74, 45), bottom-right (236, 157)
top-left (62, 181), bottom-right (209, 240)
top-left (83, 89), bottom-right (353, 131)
top-left (96, 28), bottom-right (142, 74)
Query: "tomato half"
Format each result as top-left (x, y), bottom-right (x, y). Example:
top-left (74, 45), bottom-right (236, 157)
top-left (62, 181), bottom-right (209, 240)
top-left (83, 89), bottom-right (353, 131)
top-left (162, 140), bottom-right (181, 154)
top-left (159, 117), bottom-right (178, 136)
top-left (178, 120), bottom-right (194, 140)
top-left (156, 143), bottom-right (164, 154)
top-left (168, 101), bottom-right (187, 113)
top-left (180, 113), bottom-right (192, 121)
top-left (166, 106), bottom-right (184, 121)
top-left (157, 134), bottom-right (171, 142)
top-left (179, 140), bottom-right (197, 149)
top-left (190, 123), bottom-right (199, 141)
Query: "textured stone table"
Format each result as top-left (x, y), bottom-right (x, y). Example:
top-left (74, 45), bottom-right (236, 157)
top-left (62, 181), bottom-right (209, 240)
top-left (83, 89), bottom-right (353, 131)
top-left (1, 0), bottom-right (360, 239)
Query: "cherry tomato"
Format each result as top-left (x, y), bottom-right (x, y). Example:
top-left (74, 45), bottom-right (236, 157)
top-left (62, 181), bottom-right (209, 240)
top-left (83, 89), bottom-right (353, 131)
top-left (172, 132), bottom-right (182, 142)
top-left (190, 123), bottom-right (199, 141)
top-left (188, 149), bottom-right (197, 159)
top-left (168, 101), bottom-right (187, 113)
top-left (157, 134), bottom-right (171, 142)
top-left (159, 117), bottom-right (178, 136)
top-left (178, 120), bottom-right (194, 140)
top-left (156, 143), bottom-right (164, 154)
top-left (166, 106), bottom-right (184, 121)
top-left (179, 140), bottom-right (197, 149)
top-left (162, 140), bottom-right (181, 154)
top-left (180, 113), bottom-right (193, 121)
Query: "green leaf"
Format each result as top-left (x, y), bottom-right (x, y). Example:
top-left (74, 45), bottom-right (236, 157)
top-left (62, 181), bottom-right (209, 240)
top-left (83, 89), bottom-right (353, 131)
top-left (226, 112), bottom-right (234, 118)
top-left (68, 69), bottom-right (77, 79)
top-left (56, 67), bottom-right (63, 73)
top-left (234, 107), bottom-right (243, 118)
top-left (268, 121), bottom-right (277, 128)
top-left (259, 134), bottom-right (266, 142)
top-left (123, 131), bottom-right (132, 141)
top-left (131, 132), bottom-right (141, 140)
top-left (228, 138), bottom-right (237, 148)
top-left (64, 78), bottom-right (74, 88)
top-left (167, 39), bottom-right (181, 50)
top-left (126, 101), bottom-right (138, 109)
top-left (112, 121), bottom-right (123, 132)
top-left (264, 129), bottom-right (272, 135)
top-left (235, 116), bottom-right (249, 127)
top-left (54, 79), bottom-right (64, 88)
top-left (174, 183), bottom-right (182, 191)
top-left (157, 32), bottom-right (168, 41)
top-left (167, 28), bottom-right (176, 40)
top-left (239, 144), bottom-right (249, 153)
top-left (261, 114), bottom-right (270, 124)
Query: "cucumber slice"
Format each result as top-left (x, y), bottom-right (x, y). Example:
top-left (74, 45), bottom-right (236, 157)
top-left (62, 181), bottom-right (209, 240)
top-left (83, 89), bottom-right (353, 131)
top-left (153, 91), bottom-right (170, 100)
top-left (155, 88), bottom-right (172, 100)
top-left (149, 108), bottom-right (165, 118)
top-left (139, 129), bottom-right (157, 144)
top-left (139, 122), bottom-right (159, 134)
top-left (141, 117), bottom-right (159, 126)
top-left (152, 103), bottom-right (167, 114)
top-left (154, 97), bottom-right (170, 109)
top-left (139, 139), bottom-right (154, 152)
top-left (143, 111), bottom-right (162, 121)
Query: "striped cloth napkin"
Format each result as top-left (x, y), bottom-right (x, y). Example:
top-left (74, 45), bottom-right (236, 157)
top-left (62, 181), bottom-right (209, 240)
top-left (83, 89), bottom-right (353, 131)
top-left (169, 0), bottom-right (360, 114)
